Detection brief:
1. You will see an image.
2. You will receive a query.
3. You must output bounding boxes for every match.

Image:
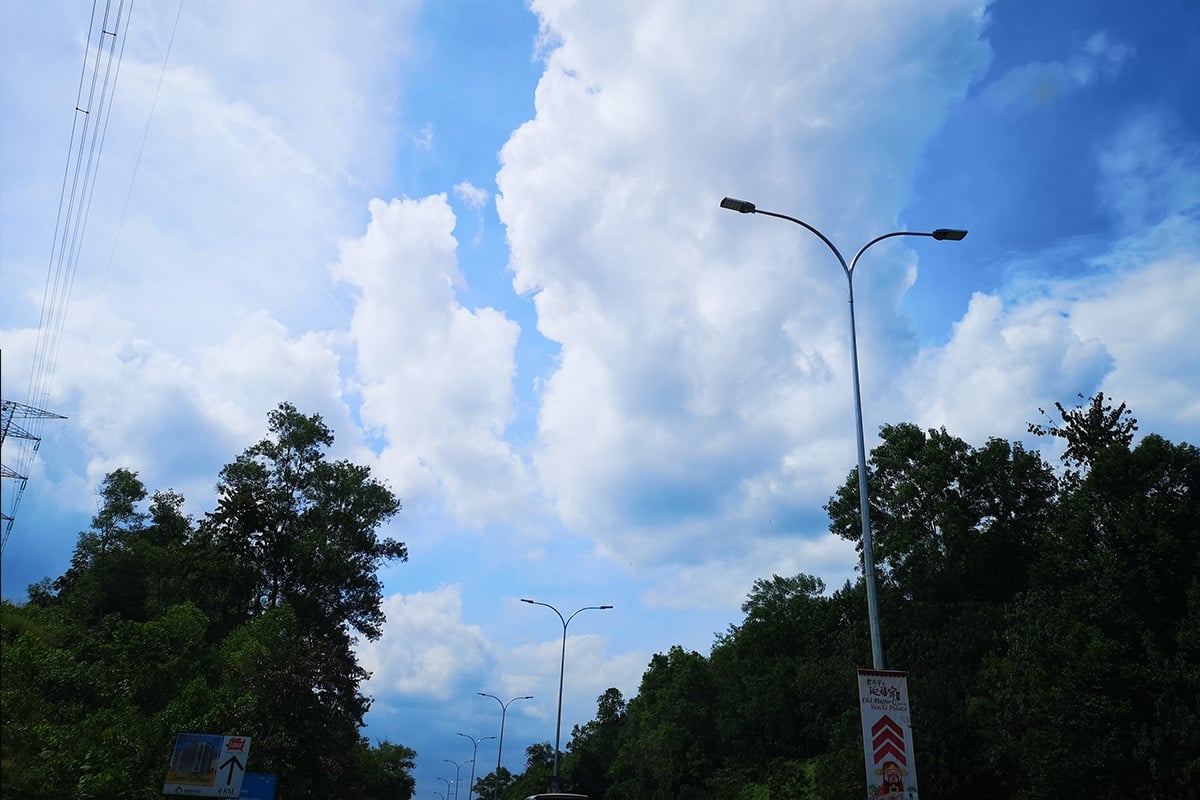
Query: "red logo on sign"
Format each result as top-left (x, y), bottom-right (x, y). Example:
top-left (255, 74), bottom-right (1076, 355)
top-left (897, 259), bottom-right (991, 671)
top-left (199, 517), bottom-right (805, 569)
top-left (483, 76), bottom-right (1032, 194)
top-left (225, 737), bottom-right (247, 752)
top-left (871, 715), bottom-right (905, 765)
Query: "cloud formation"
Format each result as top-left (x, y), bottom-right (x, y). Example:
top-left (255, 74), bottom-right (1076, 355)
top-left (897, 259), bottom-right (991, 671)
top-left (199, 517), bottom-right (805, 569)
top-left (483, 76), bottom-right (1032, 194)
top-left (334, 195), bottom-right (532, 525)
top-left (497, 0), bottom-right (992, 565)
top-left (359, 586), bottom-right (491, 700)
top-left (983, 30), bottom-right (1133, 111)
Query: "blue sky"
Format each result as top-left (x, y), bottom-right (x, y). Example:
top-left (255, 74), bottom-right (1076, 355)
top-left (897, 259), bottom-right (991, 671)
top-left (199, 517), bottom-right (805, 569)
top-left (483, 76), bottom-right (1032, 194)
top-left (2, 0), bottom-right (1198, 795)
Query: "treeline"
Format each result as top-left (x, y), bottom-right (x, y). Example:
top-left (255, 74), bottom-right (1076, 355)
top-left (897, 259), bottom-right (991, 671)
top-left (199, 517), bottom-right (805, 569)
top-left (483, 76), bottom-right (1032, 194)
top-left (4, 396), bottom-right (1196, 799)
top-left (1, 403), bottom-right (415, 799)
top-left (473, 395), bottom-right (1199, 800)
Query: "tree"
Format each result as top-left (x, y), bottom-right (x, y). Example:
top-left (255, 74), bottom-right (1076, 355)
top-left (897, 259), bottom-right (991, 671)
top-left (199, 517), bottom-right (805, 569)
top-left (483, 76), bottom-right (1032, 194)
top-left (503, 743), bottom-right (556, 800)
top-left (707, 574), bottom-right (862, 800)
top-left (2, 403), bottom-right (414, 800)
top-left (825, 424), bottom-right (1056, 600)
top-left (1027, 391), bottom-right (1137, 485)
top-left (359, 738), bottom-right (417, 800)
top-left (204, 402), bottom-right (406, 639)
top-left (608, 647), bottom-right (719, 800)
top-left (471, 765), bottom-right (514, 800)
top-left (978, 431), bottom-right (1200, 798)
top-left (90, 468), bottom-right (150, 542)
top-left (563, 688), bottom-right (627, 799)
top-left (52, 468), bottom-right (151, 622)
top-left (823, 423), bottom-right (1059, 799)
top-left (199, 403), bottom-right (408, 797)
top-left (710, 574), bottom-right (849, 765)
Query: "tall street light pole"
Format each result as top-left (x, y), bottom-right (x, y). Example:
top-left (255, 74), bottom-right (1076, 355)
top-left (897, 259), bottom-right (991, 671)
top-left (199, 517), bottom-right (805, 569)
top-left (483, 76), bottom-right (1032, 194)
top-left (438, 777), bottom-right (454, 800)
top-left (457, 732), bottom-right (496, 800)
top-left (521, 598), bottom-right (613, 789)
top-left (478, 692), bottom-right (533, 800)
top-left (720, 196), bottom-right (966, 669)
top-left (443, 759), bottom-right (471, 800)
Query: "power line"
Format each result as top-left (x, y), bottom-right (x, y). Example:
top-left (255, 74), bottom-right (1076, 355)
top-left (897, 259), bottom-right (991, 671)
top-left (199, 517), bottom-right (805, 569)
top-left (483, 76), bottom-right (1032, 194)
top-left (98, 0), bottom-right (185, 299)
top-left (6, 0), bottom-right (186, 549)
top-left (3, 0), bottom-right (135, 548)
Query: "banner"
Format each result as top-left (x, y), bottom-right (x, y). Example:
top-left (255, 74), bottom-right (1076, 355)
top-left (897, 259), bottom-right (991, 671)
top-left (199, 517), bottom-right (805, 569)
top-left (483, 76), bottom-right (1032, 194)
top-left (857, 670), bottom-right (918, 800)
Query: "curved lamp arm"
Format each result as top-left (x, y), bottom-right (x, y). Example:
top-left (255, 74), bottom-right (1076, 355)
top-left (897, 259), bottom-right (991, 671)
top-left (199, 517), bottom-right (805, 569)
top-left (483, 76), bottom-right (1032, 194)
top-left (719, 195), bottom-right (966, 671)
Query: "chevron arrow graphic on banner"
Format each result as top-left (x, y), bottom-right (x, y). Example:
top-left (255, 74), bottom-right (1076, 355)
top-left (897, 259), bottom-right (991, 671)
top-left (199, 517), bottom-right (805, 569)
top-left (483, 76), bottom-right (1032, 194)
top-left (872, 725), bottom-right (904, 749)
top-left (871, 715), bottom-right (903, 739)
top-left (874, 740), bottom-right (906, 764)
top-left (870, 715), bottom-right (906, 765)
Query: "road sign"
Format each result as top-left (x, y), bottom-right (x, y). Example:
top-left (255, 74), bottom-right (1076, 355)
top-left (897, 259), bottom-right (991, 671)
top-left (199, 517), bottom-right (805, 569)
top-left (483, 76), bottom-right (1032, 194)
top-left (163, 733), bottom-right (252, 797)
top-left (239, 773), bottom-right (278, 800)
top-left (857, 670), bottom-right (918, 800)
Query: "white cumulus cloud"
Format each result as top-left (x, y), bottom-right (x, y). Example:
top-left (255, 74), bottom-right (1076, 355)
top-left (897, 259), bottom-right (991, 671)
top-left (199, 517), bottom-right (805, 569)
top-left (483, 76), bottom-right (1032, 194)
top-left (497, 0), bottom-right (992, 565)
top-left (334, 195), bottom-right (533, 525)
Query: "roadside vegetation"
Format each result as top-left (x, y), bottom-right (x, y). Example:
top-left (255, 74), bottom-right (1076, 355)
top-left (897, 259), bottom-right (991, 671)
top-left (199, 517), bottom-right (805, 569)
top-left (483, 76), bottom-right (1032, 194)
top-left (3, 394), bottom-right (1195, 799)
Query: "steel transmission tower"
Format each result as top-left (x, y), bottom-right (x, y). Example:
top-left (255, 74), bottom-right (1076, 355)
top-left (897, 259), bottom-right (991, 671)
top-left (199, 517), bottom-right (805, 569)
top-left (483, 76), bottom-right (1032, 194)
top-left (1, 399), bottom-right (67, 552)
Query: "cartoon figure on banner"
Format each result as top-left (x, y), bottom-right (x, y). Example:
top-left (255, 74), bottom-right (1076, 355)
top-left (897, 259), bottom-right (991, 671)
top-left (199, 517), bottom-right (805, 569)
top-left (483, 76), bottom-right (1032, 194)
top-left (873, 760), bottom-right (909, 798)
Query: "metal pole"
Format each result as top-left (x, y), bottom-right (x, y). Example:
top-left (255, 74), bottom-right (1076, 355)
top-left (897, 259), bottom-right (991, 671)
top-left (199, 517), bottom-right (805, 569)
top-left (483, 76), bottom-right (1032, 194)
top-left (555, 616), bottom-right (567, 778)
top-left (719, 196), bottom-right (966, 670)
top-left (845, 271), bottom-right (885, 668)
top-left (458, 733), bottom-right (495, 800)
top-left (444, 760), bottom-right (471, 800)
top-left (478, 693), bottom-right (533, 800)
top-left (521, 599), bottom-right (612, 786)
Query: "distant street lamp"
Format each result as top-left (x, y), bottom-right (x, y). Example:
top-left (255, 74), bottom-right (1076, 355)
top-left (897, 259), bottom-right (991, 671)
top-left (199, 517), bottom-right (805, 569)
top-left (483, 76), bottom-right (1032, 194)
top-left (443, 760), bottom-right (471, 800)
top-left (478, 692), bottom-right (533, 800)
top-left (438, 777), bottom-right (454, 800)
top-left (457, 732), bottom-right (496, 800)
top-left (521, 598), bottom-right (613, 789)
top-left (719, 196), bottom-right (967, 670)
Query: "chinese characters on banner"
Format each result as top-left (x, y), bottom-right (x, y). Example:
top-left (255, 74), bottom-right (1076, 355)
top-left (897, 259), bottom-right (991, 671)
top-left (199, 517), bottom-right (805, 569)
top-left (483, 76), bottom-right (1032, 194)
top-left (858, 670), bottom-right (917, 800)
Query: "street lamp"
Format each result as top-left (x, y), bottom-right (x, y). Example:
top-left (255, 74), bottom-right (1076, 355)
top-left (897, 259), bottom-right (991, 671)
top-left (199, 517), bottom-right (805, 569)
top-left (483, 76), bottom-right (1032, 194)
top-left (457, 732), bottom-right (496, 800)
top-left (719, 196), bottom-right (966, 669)
top-left (477, 692), bottom-right (533, 800)
top-left (521, 598), bottom-right (613, 788)
top-left (438, 777), bottom-right (454, 800)
top-left (443, 760), bottom-right (471, 800)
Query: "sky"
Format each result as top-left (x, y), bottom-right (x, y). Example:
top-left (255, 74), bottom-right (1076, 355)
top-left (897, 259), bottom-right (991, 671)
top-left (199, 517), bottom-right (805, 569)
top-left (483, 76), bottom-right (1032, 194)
top-left (2, 0), bottom-right (1199, 795)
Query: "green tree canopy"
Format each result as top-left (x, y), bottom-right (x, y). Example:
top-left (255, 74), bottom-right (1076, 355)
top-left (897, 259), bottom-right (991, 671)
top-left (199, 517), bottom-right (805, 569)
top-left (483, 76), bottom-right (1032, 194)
top-left (203, 402), bottom-right (407, 640)
top-left (1, 403), bottom-right (414, 800)
top-left (563, 688), bottom-right (627, 799)
top-left (608, 646), bottom-right (719, 800)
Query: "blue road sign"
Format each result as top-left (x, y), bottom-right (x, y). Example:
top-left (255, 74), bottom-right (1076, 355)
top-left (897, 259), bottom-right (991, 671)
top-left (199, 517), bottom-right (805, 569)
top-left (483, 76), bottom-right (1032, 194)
top-left (239, 772), bottom-right (278, 800)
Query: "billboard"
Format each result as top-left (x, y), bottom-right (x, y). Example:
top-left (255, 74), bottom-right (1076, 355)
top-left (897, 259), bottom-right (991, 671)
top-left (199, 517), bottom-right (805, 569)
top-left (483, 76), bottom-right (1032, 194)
top-left (163, 733), bottom-right (252, 797)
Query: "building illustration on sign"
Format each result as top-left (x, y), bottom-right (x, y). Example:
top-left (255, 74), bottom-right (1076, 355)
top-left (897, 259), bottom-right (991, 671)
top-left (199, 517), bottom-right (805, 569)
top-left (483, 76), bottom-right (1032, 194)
top-left (165, 733), bottom-right (224, 787)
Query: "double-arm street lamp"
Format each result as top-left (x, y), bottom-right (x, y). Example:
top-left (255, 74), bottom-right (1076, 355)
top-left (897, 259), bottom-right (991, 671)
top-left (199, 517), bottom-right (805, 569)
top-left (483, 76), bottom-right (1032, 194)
top-left (477, 692), bottom-right (533, 800)
top-left (457, 732), bottom-right (496, 800)
top-left (438, 777), bottom-right (454, 800)
top-left (521, 598), bottom-right (613, 788)
top-left (720, 196), bottom-right (966, 669)
top-left (443, 759), bottom-right (471, 800)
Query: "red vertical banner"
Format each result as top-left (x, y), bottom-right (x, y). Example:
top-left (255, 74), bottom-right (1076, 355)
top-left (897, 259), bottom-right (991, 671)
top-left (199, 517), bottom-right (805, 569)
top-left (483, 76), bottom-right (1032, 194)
top-left (857, 669), bottom-right (918, 800)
